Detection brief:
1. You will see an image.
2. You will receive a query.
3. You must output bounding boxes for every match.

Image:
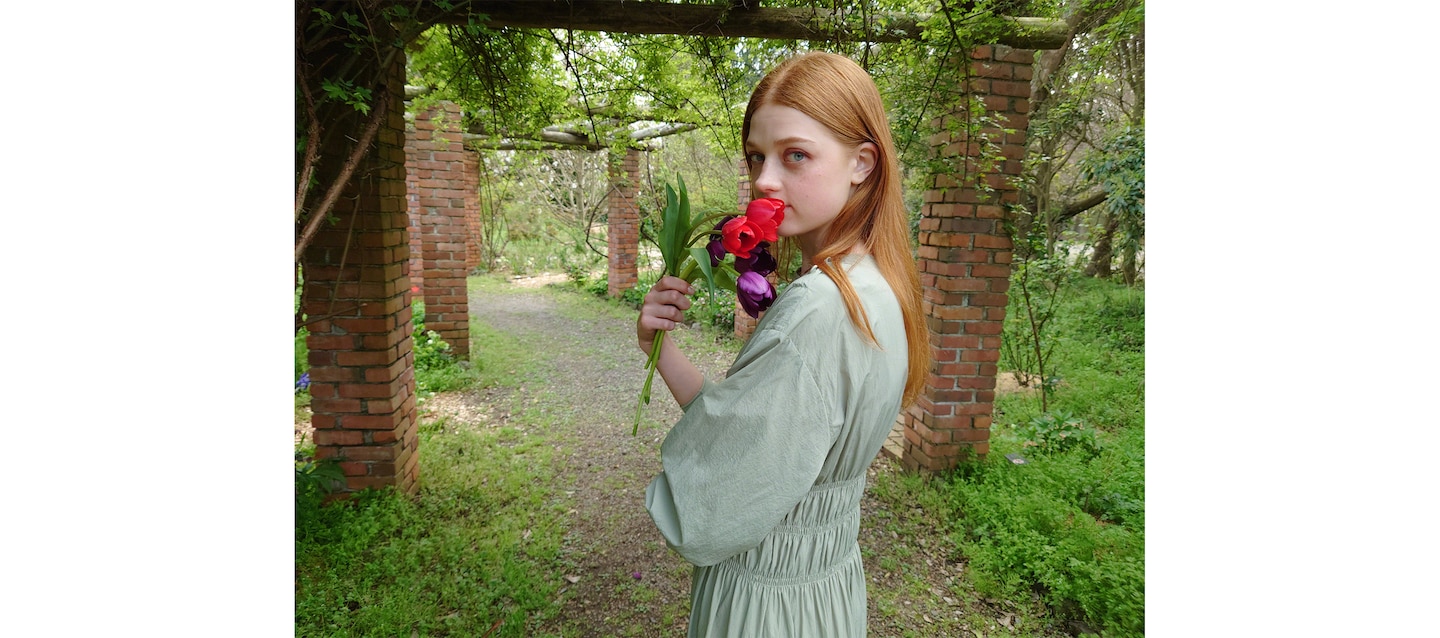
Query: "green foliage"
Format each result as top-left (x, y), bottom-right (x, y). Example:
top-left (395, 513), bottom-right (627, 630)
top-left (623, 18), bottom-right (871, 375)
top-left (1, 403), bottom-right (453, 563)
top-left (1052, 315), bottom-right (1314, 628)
top-left (412, 300), bottom-right (480, 395)
top-left (295, 456), bottom-right (345, 525)
top-left (320, 78), bottom-right (374, 115)
top-left (295, 325), bottom-right (310, 381)
top-left (296, 298), bottom-right (569, 636)
top-left (407, 21), bottom-right (568, 136)
top-left (619, 272), bottom-right (657, 310)
top-left (1000, 242), bottom-right (1081, 407)
top-left (495, 238), bottom-right (572, 276)
top-left (687, 287), bottom-right (737, 333)
top-left (1022, 276), bottom-right (1146, 433)
top-left (1017, 410), bottom-right (1099, 456)
top-left (294, 422), bottom-right (567, 637)
top-left (878, 275), bottom-right (1146, 637)
top-left (1068, 277), bottom-right (1144, 353)
top-left (948, 448), bottom-right (1144, 637)
top-left (1082, 125), bottom-right (1145, 268)
top-left (565, 262), bottom-right (612, 299)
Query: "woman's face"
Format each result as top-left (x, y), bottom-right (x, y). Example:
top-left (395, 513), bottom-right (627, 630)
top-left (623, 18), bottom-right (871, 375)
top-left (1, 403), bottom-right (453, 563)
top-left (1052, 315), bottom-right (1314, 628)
top-left (745, 104), bottom-right (875, 256)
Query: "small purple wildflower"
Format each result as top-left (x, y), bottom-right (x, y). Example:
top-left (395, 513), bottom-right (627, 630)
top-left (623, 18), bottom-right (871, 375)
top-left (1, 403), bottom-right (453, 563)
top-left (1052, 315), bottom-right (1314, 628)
top-left (296, 372), bottom-right (311, 393)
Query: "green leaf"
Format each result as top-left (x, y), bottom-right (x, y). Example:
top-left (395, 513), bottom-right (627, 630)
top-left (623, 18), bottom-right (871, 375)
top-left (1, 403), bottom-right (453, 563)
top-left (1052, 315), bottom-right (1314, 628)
top-left (688, 247), bottom-right (716, 300)
top-left (711, 265), bottom-right (737, 294)
top-left (661, 183), bottom-right (679, 273)
top-left (678, 173), bottom-right (694, 230)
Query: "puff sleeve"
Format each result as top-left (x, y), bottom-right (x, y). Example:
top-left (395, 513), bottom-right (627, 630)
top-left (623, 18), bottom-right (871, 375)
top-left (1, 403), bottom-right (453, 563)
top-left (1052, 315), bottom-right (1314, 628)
top-left (643, 325), bottom-right (842, 567)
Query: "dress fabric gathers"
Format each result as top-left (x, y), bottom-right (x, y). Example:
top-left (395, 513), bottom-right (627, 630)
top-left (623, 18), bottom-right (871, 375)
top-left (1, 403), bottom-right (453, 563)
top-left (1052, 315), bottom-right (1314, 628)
top-left (645, 254), bottom-right (909, 637)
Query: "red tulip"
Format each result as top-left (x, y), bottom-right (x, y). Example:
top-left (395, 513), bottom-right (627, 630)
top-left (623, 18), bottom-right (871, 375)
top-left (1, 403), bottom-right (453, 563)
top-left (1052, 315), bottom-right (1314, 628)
top-left (722, 216), bottom-right (762, 258)
top-left (744, 198), bottom-right (785, 242)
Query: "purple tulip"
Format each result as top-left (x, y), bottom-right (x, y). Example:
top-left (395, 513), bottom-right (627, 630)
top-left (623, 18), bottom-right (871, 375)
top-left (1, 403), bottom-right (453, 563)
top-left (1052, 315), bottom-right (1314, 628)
top-left (706, 238), bottom-right (727, 267)
top-left (706, 217), bottom-right (735, 266)
top-left (733, 243), bottom-right (776, 276)
top-left (736, 271), bottom-right (777, 318)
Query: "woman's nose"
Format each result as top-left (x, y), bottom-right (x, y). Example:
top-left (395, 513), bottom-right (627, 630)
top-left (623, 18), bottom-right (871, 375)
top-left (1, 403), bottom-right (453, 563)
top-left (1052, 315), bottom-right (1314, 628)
top-left (752, 161), bottom-right (780, 195)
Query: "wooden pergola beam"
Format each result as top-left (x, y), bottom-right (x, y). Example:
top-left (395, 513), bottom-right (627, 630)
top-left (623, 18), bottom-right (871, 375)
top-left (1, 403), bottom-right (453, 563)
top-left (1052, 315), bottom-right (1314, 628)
top-left (461, 121), bottom-right (697, 151)
top-left (423, 0), bottom-right (1067, 49)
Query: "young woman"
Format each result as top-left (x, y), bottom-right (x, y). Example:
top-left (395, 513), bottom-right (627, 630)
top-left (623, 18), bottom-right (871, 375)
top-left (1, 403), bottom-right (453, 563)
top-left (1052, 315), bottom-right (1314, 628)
top-left (637, 51), bottom-right (929, 637)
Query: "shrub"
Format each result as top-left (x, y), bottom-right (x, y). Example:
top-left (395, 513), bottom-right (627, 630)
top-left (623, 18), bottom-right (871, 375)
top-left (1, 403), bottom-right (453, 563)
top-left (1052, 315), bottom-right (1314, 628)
top-left (686, 287), bottom-right (736, 333)
top-left (1017, 410), bottom-right (1100, 457)
top-left (412, 300), bottom-right (479, 394)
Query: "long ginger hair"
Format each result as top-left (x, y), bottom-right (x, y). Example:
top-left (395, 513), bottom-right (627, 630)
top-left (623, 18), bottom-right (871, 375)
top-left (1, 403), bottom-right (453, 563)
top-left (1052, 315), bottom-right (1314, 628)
top-left (743, 51), bottom-right (930, 408)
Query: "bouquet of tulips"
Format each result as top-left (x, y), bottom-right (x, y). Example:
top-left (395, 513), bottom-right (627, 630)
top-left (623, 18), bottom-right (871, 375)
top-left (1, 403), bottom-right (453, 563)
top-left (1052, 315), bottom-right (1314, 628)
top-left (633, 175), bottom-right (785, 434)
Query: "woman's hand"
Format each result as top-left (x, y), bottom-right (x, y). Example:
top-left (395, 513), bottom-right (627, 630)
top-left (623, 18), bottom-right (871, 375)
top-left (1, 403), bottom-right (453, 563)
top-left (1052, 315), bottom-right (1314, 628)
top-left (637, 276), bottom-right (695, 355)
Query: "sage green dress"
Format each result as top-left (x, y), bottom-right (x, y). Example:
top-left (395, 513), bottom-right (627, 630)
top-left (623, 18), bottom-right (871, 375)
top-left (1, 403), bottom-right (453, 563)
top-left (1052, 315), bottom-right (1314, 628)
top-left (645, 254), bottom-right (908, 637)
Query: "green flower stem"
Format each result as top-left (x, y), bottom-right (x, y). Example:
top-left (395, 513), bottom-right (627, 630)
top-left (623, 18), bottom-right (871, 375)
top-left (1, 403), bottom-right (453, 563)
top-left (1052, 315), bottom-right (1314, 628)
top-left (676, 258), bottom-right (697, 284)
top-left (683, 212), bottom-right (738, 250)
top-left (633, 330), bottom-right (666, 436)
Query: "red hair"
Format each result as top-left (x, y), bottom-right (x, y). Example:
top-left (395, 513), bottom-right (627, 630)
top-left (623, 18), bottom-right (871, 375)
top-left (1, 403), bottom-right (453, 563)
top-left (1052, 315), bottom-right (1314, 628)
top-left (743, 52), bottom-right (930, 408)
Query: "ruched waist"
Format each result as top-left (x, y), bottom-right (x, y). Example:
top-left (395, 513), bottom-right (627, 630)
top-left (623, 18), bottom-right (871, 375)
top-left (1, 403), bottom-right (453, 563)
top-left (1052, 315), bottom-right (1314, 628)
top-left (718, 476), bottom-right (867, 583)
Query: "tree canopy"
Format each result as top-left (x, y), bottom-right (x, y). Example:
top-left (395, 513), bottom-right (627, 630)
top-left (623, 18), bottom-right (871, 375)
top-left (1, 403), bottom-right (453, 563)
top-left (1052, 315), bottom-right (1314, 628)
top-left (296, 0), bottom-right (1144, 281)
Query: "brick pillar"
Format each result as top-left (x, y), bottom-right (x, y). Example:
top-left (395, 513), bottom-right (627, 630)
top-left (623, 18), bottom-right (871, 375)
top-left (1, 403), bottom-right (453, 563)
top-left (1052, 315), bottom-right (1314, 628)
top-left (732, 157), bottom-right (769, 342)
top-left (405, 131), bottom-right (423, 296)
top-left (900, 44), bottom-right (1032, 472)
top-left (406, 102), bottom-right (470, 359)
top-left (463, 152), bottom-right (483, 272)
top-left (301, 56), bottom-right (420, 495)
top-left (607, 148), bottom-right (641, 298)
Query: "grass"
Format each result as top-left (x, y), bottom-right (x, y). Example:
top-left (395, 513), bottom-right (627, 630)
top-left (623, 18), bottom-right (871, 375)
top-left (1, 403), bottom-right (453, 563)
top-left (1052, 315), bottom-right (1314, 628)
top-left (295, 298), bottom-right (570, 638)
top-left (869, 275), bottom-right (1145, 638)
top-left (294, 421), bottom-right (569, 637)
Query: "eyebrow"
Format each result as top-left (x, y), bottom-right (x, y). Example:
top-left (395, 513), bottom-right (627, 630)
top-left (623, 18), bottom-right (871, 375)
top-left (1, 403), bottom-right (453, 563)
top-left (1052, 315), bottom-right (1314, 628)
top-left (745, 136), bottom-right (817, 150)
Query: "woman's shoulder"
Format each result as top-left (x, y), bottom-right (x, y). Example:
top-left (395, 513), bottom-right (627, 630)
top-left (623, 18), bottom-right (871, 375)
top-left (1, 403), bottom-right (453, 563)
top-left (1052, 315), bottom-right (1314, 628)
top-left (764, 255), bottom-right (887, 333)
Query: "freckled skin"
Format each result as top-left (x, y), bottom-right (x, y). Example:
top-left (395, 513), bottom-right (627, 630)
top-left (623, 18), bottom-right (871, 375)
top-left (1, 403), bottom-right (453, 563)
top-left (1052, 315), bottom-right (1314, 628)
top-left (744, 105), bottom-right (872, 258)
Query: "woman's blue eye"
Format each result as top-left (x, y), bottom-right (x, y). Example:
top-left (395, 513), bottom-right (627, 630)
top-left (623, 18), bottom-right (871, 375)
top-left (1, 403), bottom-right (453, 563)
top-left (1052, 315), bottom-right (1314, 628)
top-left (746, 152), bottom-right (764, 163)
top-left (787, 151), bottom-right (805, 162)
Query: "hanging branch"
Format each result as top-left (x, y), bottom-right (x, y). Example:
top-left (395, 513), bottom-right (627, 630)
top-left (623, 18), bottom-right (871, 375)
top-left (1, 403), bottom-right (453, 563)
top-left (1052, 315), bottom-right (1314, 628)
top-left (295, 63), bottom-right (323, 223)
top-left (294, 85), bottom-right (392, 264)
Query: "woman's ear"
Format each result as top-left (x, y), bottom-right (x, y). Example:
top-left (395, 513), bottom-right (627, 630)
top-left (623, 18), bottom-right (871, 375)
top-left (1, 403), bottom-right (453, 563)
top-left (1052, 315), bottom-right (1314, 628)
top-left (850, 142), bottom-right (879, 185)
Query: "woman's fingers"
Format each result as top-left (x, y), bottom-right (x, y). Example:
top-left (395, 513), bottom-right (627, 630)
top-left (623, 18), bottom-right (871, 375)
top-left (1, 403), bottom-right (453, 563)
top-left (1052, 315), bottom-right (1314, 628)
top-left (640, 296), bottom-right (689, 326)
top-left (651, 276), bottom-right (694, 299)
top-left (636, 276), bottom-right (696, 340)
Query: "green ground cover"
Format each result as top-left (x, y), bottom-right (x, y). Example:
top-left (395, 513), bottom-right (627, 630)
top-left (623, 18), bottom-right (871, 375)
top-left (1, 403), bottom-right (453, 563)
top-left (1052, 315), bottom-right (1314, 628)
top-left (871, 276), bottom-right (1145, 637)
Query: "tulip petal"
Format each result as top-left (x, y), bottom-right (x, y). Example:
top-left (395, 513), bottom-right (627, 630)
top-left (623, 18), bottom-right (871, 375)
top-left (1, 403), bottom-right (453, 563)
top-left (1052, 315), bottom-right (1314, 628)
top-left (736, 271), bottom-right (777, 318)
top-left (722, 217), bottom-right (761, 259)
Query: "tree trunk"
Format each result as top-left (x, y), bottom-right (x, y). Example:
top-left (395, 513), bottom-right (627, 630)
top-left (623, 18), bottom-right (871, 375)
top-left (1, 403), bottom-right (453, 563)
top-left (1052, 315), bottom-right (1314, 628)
top-left (1121, 241), bottom-right (1138, 285)
top-left (1085, 211), bottom-right (1118, 278)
